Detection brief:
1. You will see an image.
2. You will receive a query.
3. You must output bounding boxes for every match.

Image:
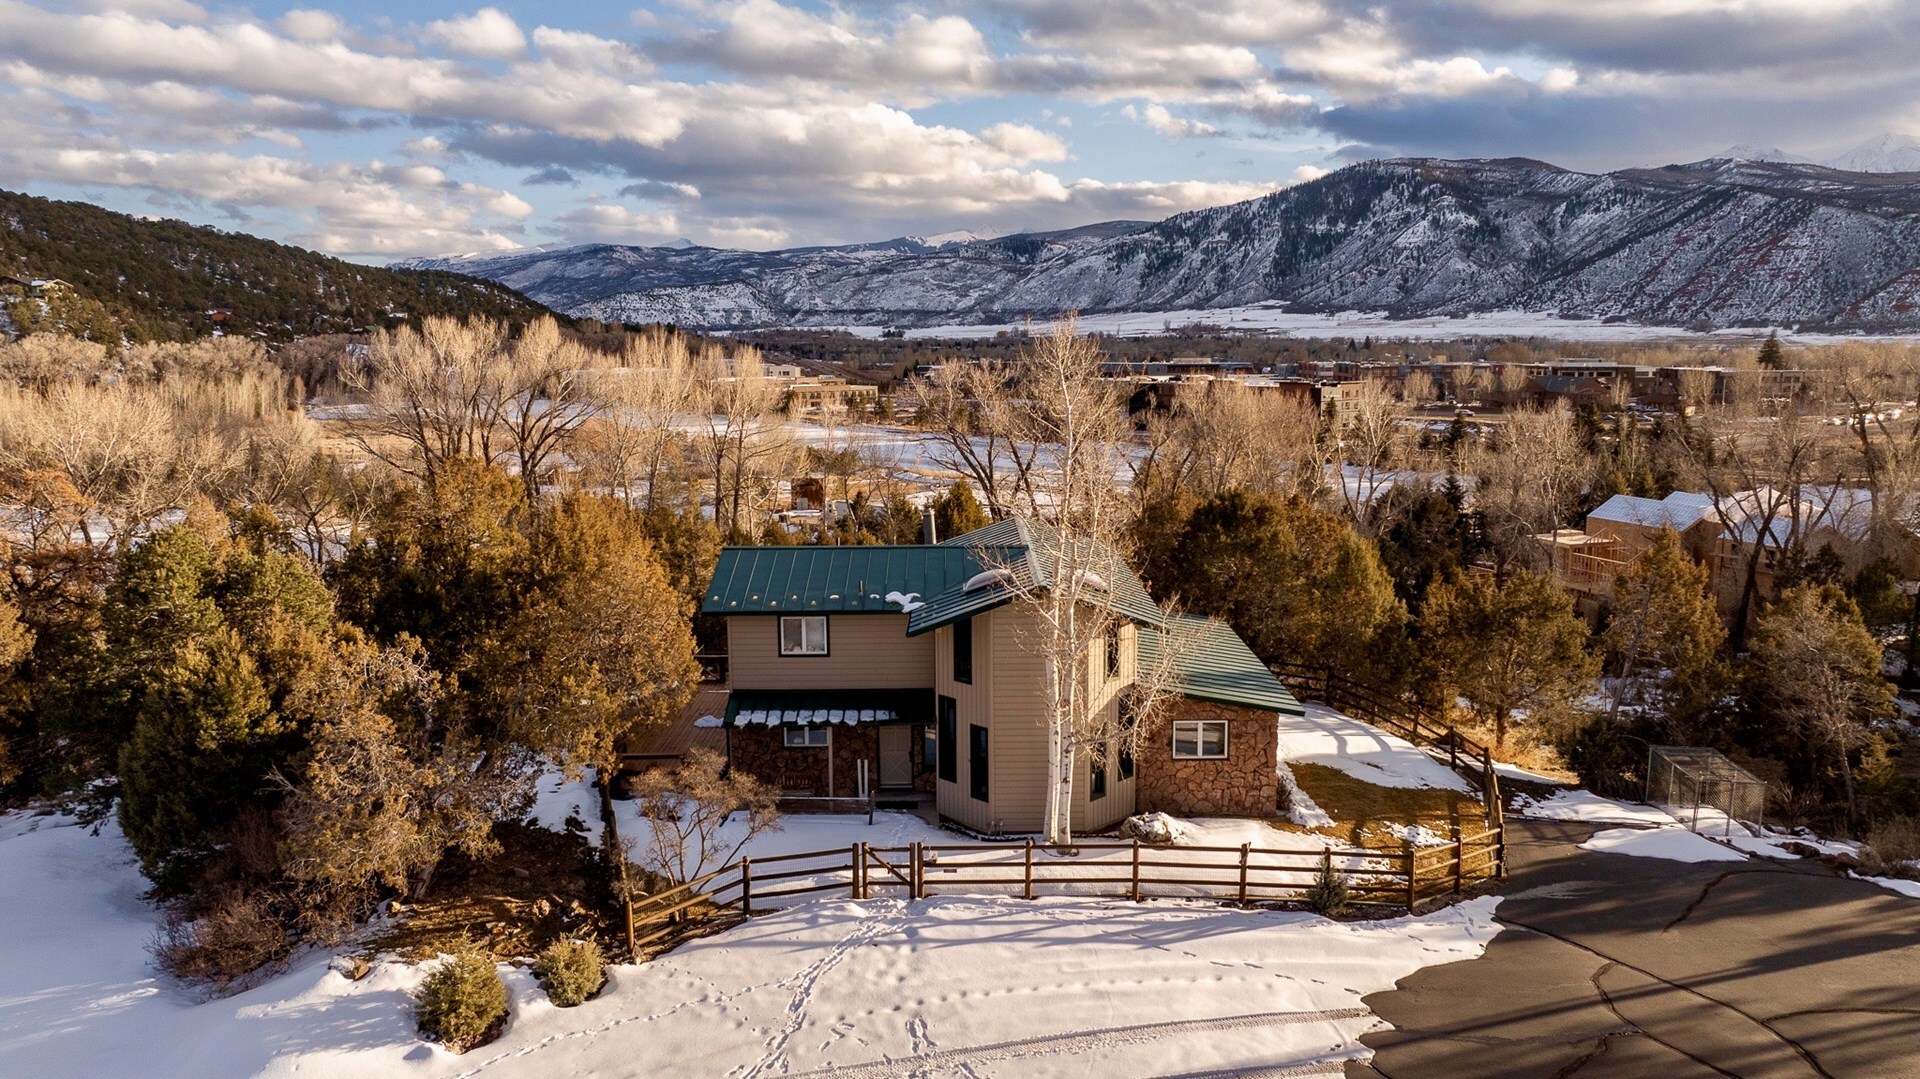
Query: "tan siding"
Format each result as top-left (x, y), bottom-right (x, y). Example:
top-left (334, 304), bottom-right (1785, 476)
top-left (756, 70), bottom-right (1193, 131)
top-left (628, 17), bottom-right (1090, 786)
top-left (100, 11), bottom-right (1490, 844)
top-left (726, 613), bottom-right (931, 690)
top-left (935, 614), bottom-right (995, 831)
top-left (987, 606), bottom-right (1052, 833)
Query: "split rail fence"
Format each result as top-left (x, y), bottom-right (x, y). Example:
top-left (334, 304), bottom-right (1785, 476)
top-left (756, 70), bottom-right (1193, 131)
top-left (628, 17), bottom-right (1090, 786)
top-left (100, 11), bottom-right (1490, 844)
top-left (623, 826), bottom-right (1504, 958)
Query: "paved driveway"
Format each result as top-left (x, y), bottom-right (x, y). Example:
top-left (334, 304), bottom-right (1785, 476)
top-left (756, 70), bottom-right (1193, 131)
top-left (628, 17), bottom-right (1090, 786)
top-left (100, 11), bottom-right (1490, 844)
top-left (1350, 819), bottom-right (1920, 1078)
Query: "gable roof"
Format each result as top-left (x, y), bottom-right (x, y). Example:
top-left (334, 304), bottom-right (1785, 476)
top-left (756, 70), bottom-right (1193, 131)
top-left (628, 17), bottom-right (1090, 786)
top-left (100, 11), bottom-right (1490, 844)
top-left (701, 544), bottom-right (984, 615)
top-left (905, 517), bottom-right (1164, 636)
top-left (1139, 615), bottom-right (1303, 715)
top-left (1587, 491), bottom-right (1716, 532)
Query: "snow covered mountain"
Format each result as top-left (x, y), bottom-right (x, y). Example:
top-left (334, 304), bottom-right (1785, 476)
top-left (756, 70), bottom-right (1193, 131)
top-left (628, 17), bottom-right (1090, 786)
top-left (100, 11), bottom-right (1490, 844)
top-left (401, 157), bottom-right (1920, 330)
top-left (1827, 133), bottom-right (1920, 173)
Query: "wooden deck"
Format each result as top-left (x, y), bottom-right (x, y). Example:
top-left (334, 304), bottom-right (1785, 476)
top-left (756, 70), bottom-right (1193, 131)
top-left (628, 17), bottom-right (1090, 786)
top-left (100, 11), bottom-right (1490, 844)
top-left (620, 687), bottom-right (728, 774)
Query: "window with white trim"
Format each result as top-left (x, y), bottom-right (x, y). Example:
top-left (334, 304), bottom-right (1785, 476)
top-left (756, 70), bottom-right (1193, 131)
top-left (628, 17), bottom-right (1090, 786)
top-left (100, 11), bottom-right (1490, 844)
top-left (1171, 719), bottom-right (1228, 760)
top-left (783, 726), bottom-right (831, 748)
top-left (778, 615), bottom-right (829, 656)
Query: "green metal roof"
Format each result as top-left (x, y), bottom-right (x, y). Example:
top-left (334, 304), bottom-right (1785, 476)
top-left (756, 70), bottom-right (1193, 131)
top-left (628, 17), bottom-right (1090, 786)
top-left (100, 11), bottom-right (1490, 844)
top-left (1139, 615), bottom-right (1303, 715)
top-left (723, 688), bottom-right (934, 727)
top-left (905, 518), bottom-right (1165, 636)
top-left (701, 545), bottom-right (984, 615)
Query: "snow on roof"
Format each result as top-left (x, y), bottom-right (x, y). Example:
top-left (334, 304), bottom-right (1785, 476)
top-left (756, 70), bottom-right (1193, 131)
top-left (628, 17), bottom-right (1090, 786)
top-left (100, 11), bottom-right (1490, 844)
top-left (1587, 491), bottom-right (1716, 531)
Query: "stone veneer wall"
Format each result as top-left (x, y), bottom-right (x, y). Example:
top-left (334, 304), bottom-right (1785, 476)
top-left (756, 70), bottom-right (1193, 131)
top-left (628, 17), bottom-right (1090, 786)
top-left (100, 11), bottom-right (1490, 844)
top-left (1134, 699), bottom-right (1280, 818)
top-left (728, 724), bottom-right (932, 798)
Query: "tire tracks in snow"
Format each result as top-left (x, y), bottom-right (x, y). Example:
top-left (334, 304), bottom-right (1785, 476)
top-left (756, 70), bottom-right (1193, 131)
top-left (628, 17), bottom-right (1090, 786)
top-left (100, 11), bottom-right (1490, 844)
top-left (782, 1007), bottom-right (1376, 1078)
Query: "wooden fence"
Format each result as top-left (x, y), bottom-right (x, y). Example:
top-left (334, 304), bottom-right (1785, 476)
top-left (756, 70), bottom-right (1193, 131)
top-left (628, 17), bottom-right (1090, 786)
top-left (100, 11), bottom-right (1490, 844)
top-left (622, 826), bottom-right (1504, 959)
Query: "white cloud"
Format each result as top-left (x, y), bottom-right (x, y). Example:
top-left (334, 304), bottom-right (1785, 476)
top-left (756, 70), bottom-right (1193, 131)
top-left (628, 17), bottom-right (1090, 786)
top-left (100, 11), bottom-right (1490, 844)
top-left (1123, 103), bottom-right (1220, 139)
top-left (424, 7), bottom-right (527, 61)
top-left (277, 9), bottom-right (343, 42)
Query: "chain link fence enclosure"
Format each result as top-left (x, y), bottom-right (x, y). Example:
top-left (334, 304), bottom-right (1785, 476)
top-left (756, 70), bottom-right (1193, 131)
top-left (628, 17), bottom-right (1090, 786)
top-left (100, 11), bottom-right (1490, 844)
top-left (1646, 746), bottom-right (1767, 836)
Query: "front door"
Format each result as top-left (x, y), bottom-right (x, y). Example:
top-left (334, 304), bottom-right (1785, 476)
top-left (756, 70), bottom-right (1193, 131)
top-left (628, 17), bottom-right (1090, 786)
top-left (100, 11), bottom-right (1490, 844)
top-left (878, 724), bottom-right (913, 789)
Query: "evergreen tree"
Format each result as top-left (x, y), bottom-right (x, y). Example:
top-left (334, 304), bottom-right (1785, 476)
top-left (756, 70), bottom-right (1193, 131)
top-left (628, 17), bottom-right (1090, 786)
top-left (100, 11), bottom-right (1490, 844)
top-left (1757, 331), bottom-right (1786, 371)
top-left (1744, 585), bottom-right (1892, 827)
top-left (106, 526), bottom-right (336, 889)
top-left (929, 479), bottom-right (990, 540)
top-left (1165, 491), bottom-right (1409, 683)
top-left (1421, 571), bottom-right (1599, 752)
top-left (1602, 530), bottom-right (1726, 738)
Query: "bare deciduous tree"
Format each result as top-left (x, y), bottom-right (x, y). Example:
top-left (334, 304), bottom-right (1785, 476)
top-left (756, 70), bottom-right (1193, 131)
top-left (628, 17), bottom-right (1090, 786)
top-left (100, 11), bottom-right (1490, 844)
top-left (627, 748), bottom-right (780, 885)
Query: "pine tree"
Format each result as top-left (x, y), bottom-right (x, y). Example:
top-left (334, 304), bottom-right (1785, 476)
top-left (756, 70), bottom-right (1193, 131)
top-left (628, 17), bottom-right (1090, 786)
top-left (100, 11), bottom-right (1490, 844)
top-left (1757, 331), bottom-right (1785, 371)
top-left (1602, 530), bottom-right (1725, 737)
top-left (1421, 571), bottom-right (1599, 752)
top-left (929, 479), bottom-right (990, 540)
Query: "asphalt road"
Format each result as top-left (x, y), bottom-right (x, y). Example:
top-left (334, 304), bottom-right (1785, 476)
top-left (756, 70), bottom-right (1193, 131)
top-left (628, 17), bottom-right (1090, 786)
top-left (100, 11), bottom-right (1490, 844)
top-left (1349, 818), bottom-right (1920, 1078)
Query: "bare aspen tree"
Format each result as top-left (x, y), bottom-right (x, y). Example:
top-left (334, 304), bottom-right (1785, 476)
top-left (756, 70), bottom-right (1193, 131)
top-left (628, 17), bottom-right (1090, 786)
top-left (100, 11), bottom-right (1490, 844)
top-left (967, 319), bottom-right (1193, 846)
top-left (696, 344), bottom-right (788, 536)
top-left (1334, 380), bottom-right (1413, 530)
top-left (489, 317), bottom-right (607, 504)
top-left (910, 359), bottom-right (1042, 516)
top-left (1469, 403), bottom-right (1590, 574)
top-left (1675, 399), bottom-right (1839, 644)
top-left (346, 315), bottom-right (509, 488)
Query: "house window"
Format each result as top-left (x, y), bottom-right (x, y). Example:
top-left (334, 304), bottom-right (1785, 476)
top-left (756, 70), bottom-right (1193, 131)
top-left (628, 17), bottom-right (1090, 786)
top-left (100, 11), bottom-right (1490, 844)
top-left (937, 696), bottom-right (958, 782)
top-left (953, 617), bottom-right (973, 684)
top-left (968, 724), bottom-right (989, 802)
top-left (1105, 622), bottom-right (1122, 677)
top-left (783, 726), bottom-right (831, 748)
top-left (1118, 747), bottom-right (1135, 781)
top-left (1172, 720), bottom-right (1228, 760)
top-left (778, 615), bottom-right (829, 656)
top-left (1090, 760), bottom-right (1107, 800)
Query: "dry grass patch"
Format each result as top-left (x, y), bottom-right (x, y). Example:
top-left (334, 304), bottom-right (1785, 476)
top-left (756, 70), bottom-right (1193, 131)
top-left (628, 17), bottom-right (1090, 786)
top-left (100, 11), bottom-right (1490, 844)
top-left (1448, 722), bottom-right (1578, 784)
top-left (372, 822), bottom-right (612, 963)
top-left (1287, 762), bottom-right (1488, 848)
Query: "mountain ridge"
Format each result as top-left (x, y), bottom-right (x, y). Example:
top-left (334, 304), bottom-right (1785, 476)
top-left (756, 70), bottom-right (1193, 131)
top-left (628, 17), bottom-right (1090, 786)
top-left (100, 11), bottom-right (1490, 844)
top-left (0, 188), bottom-right (560, 344)
top-left (401, 155), bottom-right (1920, 332)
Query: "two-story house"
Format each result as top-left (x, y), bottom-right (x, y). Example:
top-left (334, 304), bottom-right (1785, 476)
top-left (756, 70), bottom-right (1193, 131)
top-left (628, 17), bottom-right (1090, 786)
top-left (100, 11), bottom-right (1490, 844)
top-left (699, 519), bottom-right (1302, 835)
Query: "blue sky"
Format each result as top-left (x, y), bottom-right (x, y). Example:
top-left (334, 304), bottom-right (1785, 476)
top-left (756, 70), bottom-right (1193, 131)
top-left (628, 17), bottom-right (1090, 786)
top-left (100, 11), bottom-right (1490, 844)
top-left (1, 0), bottom-right (1915, 261)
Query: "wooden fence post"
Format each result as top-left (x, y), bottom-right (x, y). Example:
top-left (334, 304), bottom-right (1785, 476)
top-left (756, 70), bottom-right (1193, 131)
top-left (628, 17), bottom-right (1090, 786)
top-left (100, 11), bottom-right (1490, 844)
top-left (911, 842), bottom-right (924, 900)
top-left (1405, 845), bottom-right (1418, 912)
top-left (1130, 838), bottom-right (1142, 902)
top-left (1237, 842), bottom-right (1251, 905)
top-left (742, 857), bottom-right (754, 915)
top-left (1496, 817), bottom-right (1508, 880)
top-left (1448, 729), bottom-right (1458, 771)
top-left (851, 843), bottom-right (863, 900)
top-left (1451, 826), bottom-right (1463, 894)
top-left (625, 899), bottom-right (637, 962)
top-left (1323, 666), bottom-right (1335, 707)
top-left (1023, 838), bottom-right (1034, 900)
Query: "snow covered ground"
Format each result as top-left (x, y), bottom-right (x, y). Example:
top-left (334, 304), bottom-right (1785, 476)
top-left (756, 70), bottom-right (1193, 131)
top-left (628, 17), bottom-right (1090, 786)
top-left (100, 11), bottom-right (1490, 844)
top-left (1579, 827), bottom-right (1749, 864)
top-left (0, 809), bottom-right (1501, 1078)
top-left (1279, 703), bottom-right (1474, 794)
top-left (1511, 789), bottom-right (1680, 827)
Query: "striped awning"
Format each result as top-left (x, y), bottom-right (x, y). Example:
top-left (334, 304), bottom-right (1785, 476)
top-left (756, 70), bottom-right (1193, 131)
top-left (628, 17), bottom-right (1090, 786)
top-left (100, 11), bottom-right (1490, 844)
top-left (722, 688), bottom-right (933, 728)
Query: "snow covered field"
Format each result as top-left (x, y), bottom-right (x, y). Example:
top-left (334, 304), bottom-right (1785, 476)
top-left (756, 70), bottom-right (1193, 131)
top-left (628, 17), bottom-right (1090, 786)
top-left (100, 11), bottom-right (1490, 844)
top-left (0, 810), bottom-right (1500, 1078)
top-left (818, 306), bottom-right (1920, 345)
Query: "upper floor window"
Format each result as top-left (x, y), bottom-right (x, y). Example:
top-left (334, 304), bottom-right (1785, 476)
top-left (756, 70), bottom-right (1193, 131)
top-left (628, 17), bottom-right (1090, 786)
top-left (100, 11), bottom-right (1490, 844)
top-left (1104, 622), bottom-right (1123, 677)
top-left (779, 615), bottom-right (829, 656)
top-left (953, 617), bottom-right (974, 684)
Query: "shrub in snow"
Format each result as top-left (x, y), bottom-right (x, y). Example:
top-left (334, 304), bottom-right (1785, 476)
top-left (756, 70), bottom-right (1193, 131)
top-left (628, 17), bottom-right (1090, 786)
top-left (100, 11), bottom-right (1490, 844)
top-left (1305, 859), bottom-right (1350, 916)
top-left (536, 938), bottom-right (606, 1007)
top-left (149, 891), bottom-right (292, 993)
top-left (417, 942), bottom-right (509, 1053)
top-left (1864, 816), bottom-right (1920, 877)
top-left (628, 748), bottom-right (780, 885)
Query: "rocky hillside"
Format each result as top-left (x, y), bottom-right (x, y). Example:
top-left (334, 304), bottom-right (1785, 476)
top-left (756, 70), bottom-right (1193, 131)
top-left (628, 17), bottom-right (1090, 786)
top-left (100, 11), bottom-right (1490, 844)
top-left (0, 189), bottom-right (558, 343)
top-left (406, 157), bottom-right (1920, 331)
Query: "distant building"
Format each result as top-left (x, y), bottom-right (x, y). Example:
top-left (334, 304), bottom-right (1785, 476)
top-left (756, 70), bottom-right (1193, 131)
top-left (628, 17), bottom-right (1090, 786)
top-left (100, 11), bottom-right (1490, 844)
top-left (784, 376), bottom-right (879, 415)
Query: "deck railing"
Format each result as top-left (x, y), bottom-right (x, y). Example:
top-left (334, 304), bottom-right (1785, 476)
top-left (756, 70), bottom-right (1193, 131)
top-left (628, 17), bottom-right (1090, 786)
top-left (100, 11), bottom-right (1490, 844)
top-left (621, 826), bottom-right (1505, 959)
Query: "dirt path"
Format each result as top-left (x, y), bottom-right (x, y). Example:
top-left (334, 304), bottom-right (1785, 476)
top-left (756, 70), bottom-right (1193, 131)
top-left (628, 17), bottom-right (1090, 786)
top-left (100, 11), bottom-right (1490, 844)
top-left (1349, 819), bottom-right (1920, 1078)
